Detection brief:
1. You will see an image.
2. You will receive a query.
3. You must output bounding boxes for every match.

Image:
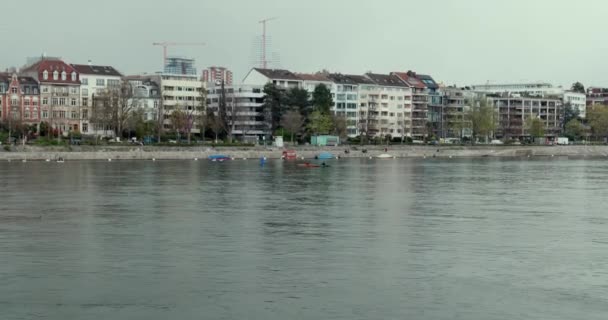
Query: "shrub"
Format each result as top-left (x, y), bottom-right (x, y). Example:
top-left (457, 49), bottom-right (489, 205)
top-left (3, 145), bottom-right (10, 152)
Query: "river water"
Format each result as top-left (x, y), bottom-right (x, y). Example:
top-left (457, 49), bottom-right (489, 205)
top-left (1, 158), bottom-right (608, 319)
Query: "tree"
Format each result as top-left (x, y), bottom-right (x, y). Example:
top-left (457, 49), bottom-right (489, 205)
top-left (262, 83), bottom-right (285, 135)
top-left (170, 109), bottom-right (187, 141)
top-left (447, 108), bottom-right (469, 139)
top-left (286, 87), bottom-right (311, 116)
top-left (466, 97), bottom-right (497, 143)
top-left (280, 110), bottom-right (304, 144)
top-left (525, 115), bottom-right (545, 139)
top-left (571, 82), bottom-right (585, 94)
top-left (93, 82), bottom-right (135, 139)
top-left (207, 108), bottom-right (225, 142)
top-left (587, 105), bottom-right (608, 142)
top-left (311, 84), bottom-right (333, 114)
top-left (562, 103), bottom-right (580, 129)
top-left (565, 119), bottom-right (585, 141)
top-left (196, 85), bottom-right (208, 142)
top-left (308, 110), bottom-right (333, 135)
top-left (332, 114), bottom-right (348, 139)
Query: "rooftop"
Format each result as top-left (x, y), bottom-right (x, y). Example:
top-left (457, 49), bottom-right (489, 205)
top-left (71, 64), bottom-right (122, 77)
top-left (365, 73), bottom-right (408, 87)
top-left (254, 68), bottom-right (301, 81)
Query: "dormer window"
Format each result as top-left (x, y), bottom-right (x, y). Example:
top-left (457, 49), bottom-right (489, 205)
top-left (43, 70), bottom-right (48, 80)
top-left (53, 71), bottom-right (59, 80)
top-left (71, 72), bottom-right (77, 81)
top-left (61, 71), bottom-right (67, 81)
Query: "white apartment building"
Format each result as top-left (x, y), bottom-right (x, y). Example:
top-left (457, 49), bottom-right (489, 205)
top-left (126, 76), bottom-right (161, 122)
top-left (469, 82), bottom-right (563, 96)
top-left (362, 73), bottom-right (413, 139)
top-left (562, 91), bottom-right (586, 118)
top-left (242, 68), bottom-right (302, 89)
top-left (72, 63), bottom-right (123, 136)
top-left (206, 85), bottom-right (267, 141)
top-left (160, 73), bottom-right (204, 133)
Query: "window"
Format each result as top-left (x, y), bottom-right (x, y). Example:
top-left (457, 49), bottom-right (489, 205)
top-left (32, 99), bottom-right (38, 106)
top-left (43, 70), bottom-right (49, 80)
top-left (336, 94), bottom-right (346, 101)
top-left (11, 87), bottom-right (17, 93)
top-left (337, 103), bottom-right (346, 109)
top-left (71, 111), bottom-right (77, 119)
top-left (61, 71), bottom-right (67, 81)
top-left (59, 98), bottom-right (66, 105)
top-left (53, 71), bottom-right (59, 80)
top-left (59, 111), bottom-right (66, 118)
top-left (71, 98), bottom-right (77, 106)
top-left (71, 72), bottom-right (77, 81)
top-left (107, 79), bottom-right (120, 87)
top-left (96, 79), bottom-right (105, 86)
top-left (63, 87), bottom-right (68, 94)
top-left (25, 99), bottom-right (30, 106)
top-left (347, 103), bottom-right (357, 109)
top-left (42, 98), bottom-right (48, 105)
top-left (81, 78), bottom-right (88, 85)
top-left (82, 88), bottom-right (88, 96)
top-left (70, 87), bottom-right (78, 94)
top-left (82, 109), bottom-right (88, 119)
top-left (34, 88), bottom-right (39, 94)
top-left (83, 123), bottom-right (88, 132)
top-left (11, 99), bottom-right (18, 106)
top-left (52, 98), bottom-right (58, 105)
top-left (42, 86), bottom-right (49, 93)
top-left (42, 110), bottom-right (48, 118)
top-left (347, 94), bottom-right (357, 101)
top-left (24, 111), bottom-right (30, 119)
top-left (82, 97), bottom-right (88, 106)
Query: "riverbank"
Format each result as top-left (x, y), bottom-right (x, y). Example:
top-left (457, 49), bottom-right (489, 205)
top-left (1, 145), bottom-right (608, 161)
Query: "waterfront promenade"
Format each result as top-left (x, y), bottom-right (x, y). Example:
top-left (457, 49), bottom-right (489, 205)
top-left (1, 145), bottom-right (608, 161)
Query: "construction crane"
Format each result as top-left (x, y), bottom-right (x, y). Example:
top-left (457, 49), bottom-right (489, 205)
top-left (152, 42), bottom-right (205, 66)
top-left (259, 17), bottom-right (277, 69)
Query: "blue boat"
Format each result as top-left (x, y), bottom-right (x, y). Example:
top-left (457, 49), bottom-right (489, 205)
top-left (317, 152), bottom-right (335, 160)
top-left (208, 155), bottom-right (231, 162)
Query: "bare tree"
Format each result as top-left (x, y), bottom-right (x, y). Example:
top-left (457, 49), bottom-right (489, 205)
top-left (332, 114), bottom-right (348, 140)
top-left (280, 110), bottom-right (304, 144)
top-left (208, 108), bottom-right (225, 143)
top-left (93, 82), bottom-right (135, 139)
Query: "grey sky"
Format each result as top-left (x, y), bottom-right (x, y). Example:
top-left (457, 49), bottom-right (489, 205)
top-left (2, 0), bottom-right (607, 87)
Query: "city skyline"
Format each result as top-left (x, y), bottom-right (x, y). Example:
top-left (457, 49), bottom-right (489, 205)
top-left (0, 0), bottom-right (607, 87)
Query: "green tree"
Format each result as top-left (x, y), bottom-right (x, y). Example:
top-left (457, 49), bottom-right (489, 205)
top-left (311, 84), bottom-right (334, 114)
top-left (525, 116), bottom-right (545, 139)
top-left (571, 82), bottom-right (585, 94)
top-left (562, 103), bottom-right (580, 130)
top-left (286, 87), bottom-right (310, 115)
top-left (308, 110), bottom-right (333, 135)
top-left (332, 114), bottom-right (348, 140)
top-left (466, 97), bottom-right (497, 143)
top-left (587, 105), bottom-right (608, 142)
top-left (565, 119), bottom-right (585, 141)
top-left (262, 83), bottom-right (286, 134)
top-left (280, 110), bottom-right (304, 144)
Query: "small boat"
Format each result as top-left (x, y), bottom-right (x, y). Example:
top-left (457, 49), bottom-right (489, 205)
top-left (376, 153), bottom-right (394, 159)
top-left (208, 154), bottom-right (231, 162)
top-left (298, 162), bottom-right (320, 168)
top-left (316, 152), bottom-right (335, 160)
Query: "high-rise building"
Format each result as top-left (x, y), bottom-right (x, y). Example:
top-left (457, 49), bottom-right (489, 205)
top-left (164, 57), bottom-right (197, 76)
top-left (202, 67), bottom-right (233, 86)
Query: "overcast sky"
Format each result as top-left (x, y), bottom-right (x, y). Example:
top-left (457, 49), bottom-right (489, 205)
top-left (1, 0), bottom-right (606, 87)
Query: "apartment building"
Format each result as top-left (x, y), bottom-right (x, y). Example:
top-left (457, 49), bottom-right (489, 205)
top-left (160, 73), bottom-right (204, 133)
top-left (562, 91), bottom-right (586, 118)
top-left (325, 74), bottom-right (363, 137)
top-left (206, 84), bottom-right (267, 141)
top-left (21, 58), bottom-right (81, 135)
top-left (392, 71), bottom-right (428, 139)
top-left (126, 75), bottom-right (161, 122)
top-left (242, 68), bottom-right (302, 89)
top-left (0, 73), bottom-right (40, 125)
top-left (72, 63), bottom-right (123, 135)
top-left (489, 95), bottom-right (563, 140)
top-left (363, 73), bottom-right (412, 139)
top-left (202, 66), bottom-right (233, 86)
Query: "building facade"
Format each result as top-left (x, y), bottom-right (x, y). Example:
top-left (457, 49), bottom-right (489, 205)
top-left (164, 57), bottom-right (197, 76)
top-left (126, 75), bottom-right (161, 122)
top-left (160, 73), bottom-right (204, 133)
top-left (392, 71), bottom-right (428, 139)
top-left (202, 66), bottom-right (233, 86)
top-left (242, 68), bottom-right (302, 89)
top-left (0, 73), bottom-right (40, 126)
top-left (562, 91), bottom-right (586, 118)
top-left (489, 95), bottom-right (563, 140)
top-left (362, 73), bottom-right (412, 140)
top-left (206, 84), bottom-right (266, 141)
top-left (72, 63), bottom-right (123, 135)
top-left (21, 58), bottom-right (82, 135)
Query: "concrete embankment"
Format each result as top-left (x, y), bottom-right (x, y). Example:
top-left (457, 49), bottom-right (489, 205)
top-left (1, 145), bottom-right (608, 161)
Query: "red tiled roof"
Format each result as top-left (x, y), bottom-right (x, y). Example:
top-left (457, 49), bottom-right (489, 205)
top-left (22, 59), bottom-right (81, 84)
top-left (391, 72), bottom-right (426, 89)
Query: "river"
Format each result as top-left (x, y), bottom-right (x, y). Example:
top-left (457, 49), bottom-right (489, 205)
top-left (1, 158), bottom-right (607, 319)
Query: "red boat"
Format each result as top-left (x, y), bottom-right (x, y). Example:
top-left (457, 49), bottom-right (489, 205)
top-left (282, 150), bottom-right (298, 160)
top-left (297, 162), bottom-right (320, 168)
